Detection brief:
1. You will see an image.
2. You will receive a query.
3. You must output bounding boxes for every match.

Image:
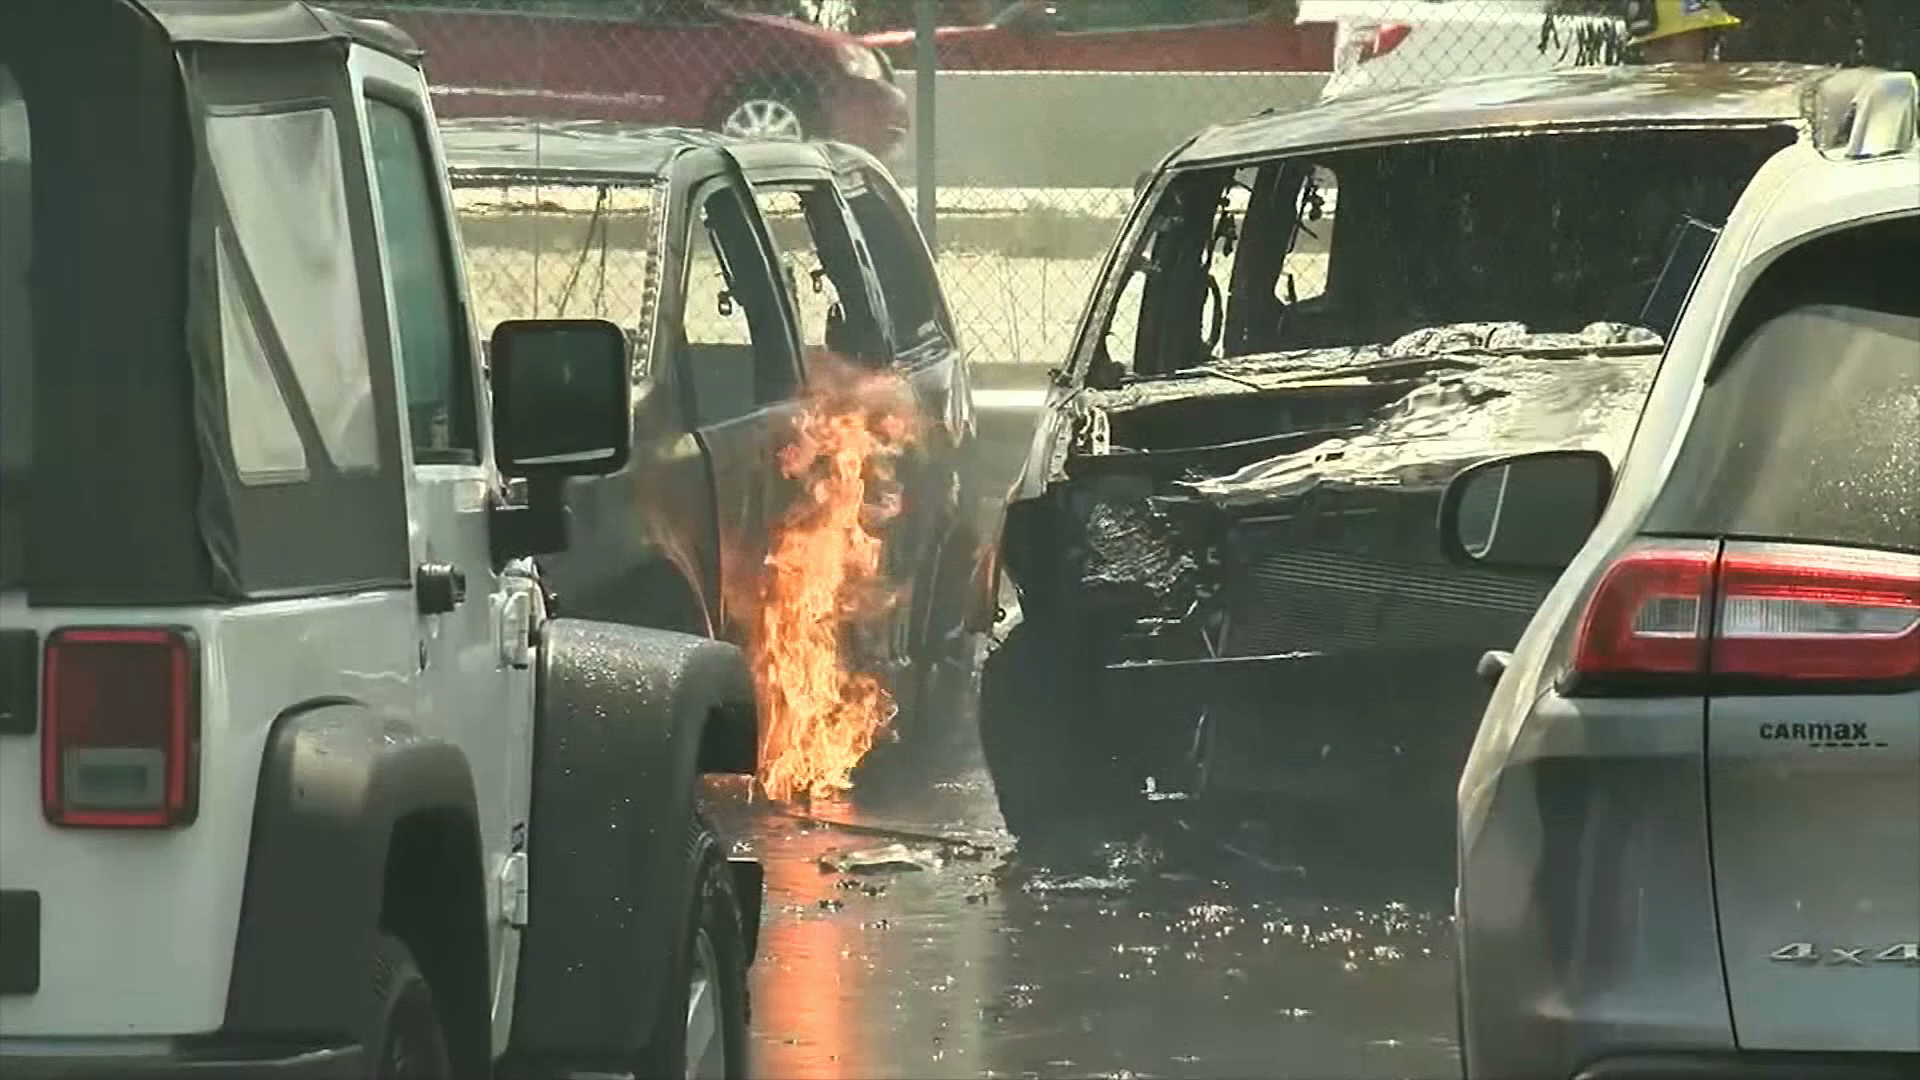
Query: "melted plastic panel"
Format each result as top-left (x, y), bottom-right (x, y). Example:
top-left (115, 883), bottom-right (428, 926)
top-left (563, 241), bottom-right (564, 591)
top-left (1073, 322), bottom-right (1659, 494)
top-left (1186, 326), bottom-right (1661, 507)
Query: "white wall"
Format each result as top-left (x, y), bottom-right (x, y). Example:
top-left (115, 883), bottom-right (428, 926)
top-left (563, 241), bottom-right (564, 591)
top-left (888, 71), bottom-right (1329, 189)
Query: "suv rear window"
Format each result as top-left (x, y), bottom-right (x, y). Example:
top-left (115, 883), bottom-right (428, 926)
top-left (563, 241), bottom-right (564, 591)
top-left (1644, 216), bottom-right (1920, 554)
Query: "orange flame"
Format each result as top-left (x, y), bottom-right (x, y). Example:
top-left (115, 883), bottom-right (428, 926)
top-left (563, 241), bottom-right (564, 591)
top-left (749, 353), bottom-right (922, 803)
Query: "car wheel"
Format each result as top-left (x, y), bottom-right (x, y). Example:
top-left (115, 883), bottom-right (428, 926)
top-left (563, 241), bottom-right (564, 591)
top-left (367, 934), bottom-right (453, 1080)
top-left (636, 813), bottom-right (750, 1080)
top-left (977, 619), bottom-right (1128, 842)
top-left (716, 80), bottom-right (815, 141)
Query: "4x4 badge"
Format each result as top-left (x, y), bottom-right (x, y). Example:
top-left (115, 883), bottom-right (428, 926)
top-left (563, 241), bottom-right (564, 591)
top-left (1770, 942), bottom-right (1920, 965)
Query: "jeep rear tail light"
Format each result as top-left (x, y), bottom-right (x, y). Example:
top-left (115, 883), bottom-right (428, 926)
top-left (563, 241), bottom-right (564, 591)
top-left (1359, 22), bottom-right (1412, 62)
top-left (41, 628), bottom-right (199, 828)
top-left (1571, 540), bottom-right (1717, 682)
top-left (1713, 544), bottom-right (1920, 683)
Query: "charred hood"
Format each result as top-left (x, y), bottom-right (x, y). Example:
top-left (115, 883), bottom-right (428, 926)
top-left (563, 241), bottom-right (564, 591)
top-left (1067, 321), bottom-right (1662, 508)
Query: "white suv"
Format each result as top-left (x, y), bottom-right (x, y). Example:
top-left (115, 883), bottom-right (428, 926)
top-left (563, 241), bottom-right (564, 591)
top-left (0, 3), bottom-right (760, 1078)
top-left (1432, 69), bottom-right (1919, 1080)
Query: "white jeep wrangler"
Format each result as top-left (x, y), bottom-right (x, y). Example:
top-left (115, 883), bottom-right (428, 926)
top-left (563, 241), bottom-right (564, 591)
top-left (0, 2), bottom-right (762, 1078)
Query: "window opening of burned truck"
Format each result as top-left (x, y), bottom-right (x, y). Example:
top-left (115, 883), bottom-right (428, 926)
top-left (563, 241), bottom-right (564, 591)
top-left (681, 183), bottom-right (800, 425)
top-left (844, 171), bottom-right (945, 353)
top-left (758, 186), bottom-right (841, 354)
top-left (1091, 124), bottom-right (1794, 380)
top-left (451, 175), bottom-right (659, 379)
top-left (549, 184), bottom-right (616, 319)
top-left (755, 180), bottom-right (887, 367)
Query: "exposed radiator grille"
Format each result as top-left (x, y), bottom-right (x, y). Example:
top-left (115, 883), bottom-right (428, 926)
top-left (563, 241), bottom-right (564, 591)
top-left (1225, 546), bottom-right (1554, 657)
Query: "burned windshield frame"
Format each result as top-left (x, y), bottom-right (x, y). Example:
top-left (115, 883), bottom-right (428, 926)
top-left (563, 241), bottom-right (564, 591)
top-left (1089, 160), bottom-right (1308, 383)
top-left (1080, 123), bottom-right (1796, 386)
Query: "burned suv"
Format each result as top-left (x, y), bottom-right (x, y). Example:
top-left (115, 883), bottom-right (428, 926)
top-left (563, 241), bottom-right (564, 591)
top-left (980, 63), bottom-right (1854, 842)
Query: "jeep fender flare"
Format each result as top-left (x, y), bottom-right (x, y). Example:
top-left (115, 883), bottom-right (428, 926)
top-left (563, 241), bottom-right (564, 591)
top-left (507, 618), bottom-right (757, 1062)
top-left (223, 701), bottom-right (483, 1043)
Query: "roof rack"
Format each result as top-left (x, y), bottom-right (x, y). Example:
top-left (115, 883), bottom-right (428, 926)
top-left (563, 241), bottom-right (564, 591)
top-left (1806, 69), bottom-right (1918, 160)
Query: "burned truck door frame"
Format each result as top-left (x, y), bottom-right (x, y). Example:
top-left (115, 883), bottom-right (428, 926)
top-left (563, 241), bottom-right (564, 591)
top-left (1224, 161), bottom-right (1309, 354)
top-left (1131, 175), bottom-right (1216, 379)
top-left (1128, 162), bottom-right (1323, 380)
top-left (742, 162), bottom-right (892, 368)
top-left (667, 152), bottom-right (809, 641)
top-left (740, 159), bottom-right (934, 671)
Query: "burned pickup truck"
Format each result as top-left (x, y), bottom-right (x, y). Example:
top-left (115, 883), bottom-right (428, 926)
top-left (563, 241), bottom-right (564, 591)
top-left (441, 119), bottom-right (992, 797)
top-left (980, 63), bottom-right (1859, 841)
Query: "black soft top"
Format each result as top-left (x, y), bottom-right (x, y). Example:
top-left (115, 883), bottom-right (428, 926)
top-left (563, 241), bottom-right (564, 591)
top-left (3, 0), bottom-right (419, 605)
top-left (136, 0), bottom-right (421, 61)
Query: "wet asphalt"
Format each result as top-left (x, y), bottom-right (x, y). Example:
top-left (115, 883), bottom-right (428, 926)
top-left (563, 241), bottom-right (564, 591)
top-left (703, 710), bottom-right (1460, 1080)
top-left (699, 377), bottom-right (1463, 1079)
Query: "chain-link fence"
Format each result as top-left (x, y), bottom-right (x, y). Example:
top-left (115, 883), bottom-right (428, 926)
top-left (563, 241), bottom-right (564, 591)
top-left (357, 0), bottom-right (1919, 370)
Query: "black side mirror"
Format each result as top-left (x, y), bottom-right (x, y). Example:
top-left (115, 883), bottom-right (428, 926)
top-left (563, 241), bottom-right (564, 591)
top-left (1437, 449), bottom-right (1613, 573)
top-left (489, 318), bottom-right (630, 479)
top-left (486, 318), bottom-right (630, 564)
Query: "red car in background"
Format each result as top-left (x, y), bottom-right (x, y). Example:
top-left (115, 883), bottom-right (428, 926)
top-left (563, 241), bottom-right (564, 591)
top-left (860, 0), bottom-right (1404, 73)
top-left (361, 0), bottom-right (910, 156)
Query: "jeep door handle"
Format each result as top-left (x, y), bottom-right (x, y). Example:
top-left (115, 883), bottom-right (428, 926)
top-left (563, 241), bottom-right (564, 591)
top-left (416, 563), bottom-right (468, 616)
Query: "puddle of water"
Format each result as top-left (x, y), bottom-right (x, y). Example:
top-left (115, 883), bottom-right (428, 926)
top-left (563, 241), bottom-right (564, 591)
top-left (706, 781), bottom-right (1459, 1080)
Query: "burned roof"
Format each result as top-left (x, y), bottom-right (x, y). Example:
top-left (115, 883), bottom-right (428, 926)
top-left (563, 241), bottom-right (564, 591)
top-left (440, 118), bottom-right (713, 184)
top-left (135, 0), bottom-right (421, 60)
top-left (439, 116), bottom-right (875, 185)
top-left (1175, 62), bottom-right (1832, 167)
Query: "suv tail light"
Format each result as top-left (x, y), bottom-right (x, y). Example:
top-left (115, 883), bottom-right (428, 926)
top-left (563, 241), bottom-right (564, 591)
top-left (1714, 544), bottom-right (1920, 682)
top-left (1570, 540), bottom-right (1920, 690)
top-left (41, 628), bottom-right (199, 828)
top-left (1359, 22), bottom-right (1412, 62)
top-left (1572, 541), bottom-right (1716, 680)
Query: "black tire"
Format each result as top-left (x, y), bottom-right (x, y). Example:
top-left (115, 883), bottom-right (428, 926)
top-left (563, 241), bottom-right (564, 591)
top-left (977, 619), bottom-right (1130, 842)
top-left (634, 813), bottom-right (750, 1080)
top-left (366, 934), bottom-right (453, 1080)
